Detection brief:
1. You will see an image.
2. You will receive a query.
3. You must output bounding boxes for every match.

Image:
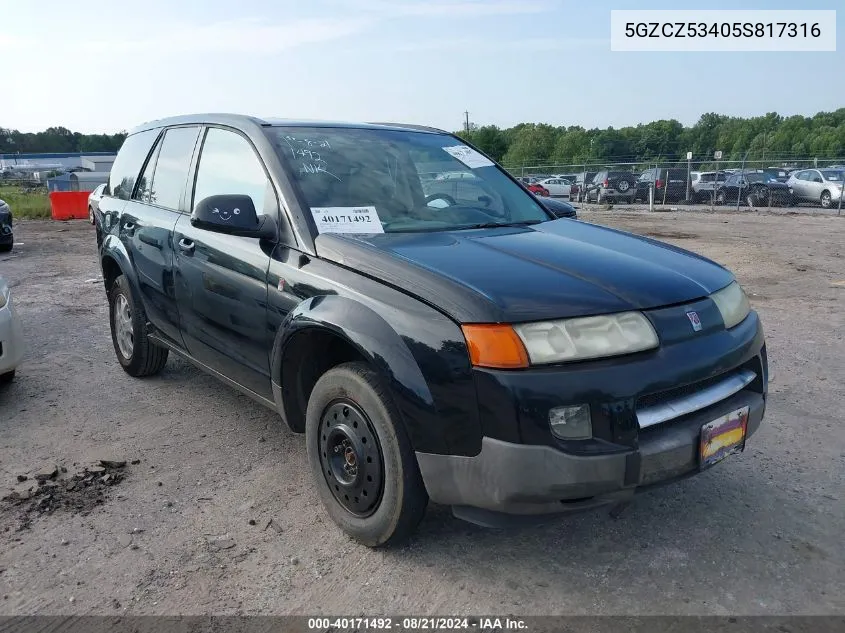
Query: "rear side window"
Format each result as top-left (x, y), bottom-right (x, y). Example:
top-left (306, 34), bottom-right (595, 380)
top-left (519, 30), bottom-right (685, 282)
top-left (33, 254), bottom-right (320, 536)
top-left (144, 126), bottom-right (201, 211)
top-left (192, 128), bottom-right (271, 214)
top-left (108, 129), bottom-right (158, 200)
top-left (135, 137), bottom-right (162, 204)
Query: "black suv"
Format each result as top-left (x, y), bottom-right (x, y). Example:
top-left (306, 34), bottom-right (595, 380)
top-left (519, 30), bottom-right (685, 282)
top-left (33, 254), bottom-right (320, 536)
top-left (97, 114), bottom-right (768, 547)
top-left (586, 170), bottom-right (638, 204)
top-left (634, 167), bottom-right (690, 203)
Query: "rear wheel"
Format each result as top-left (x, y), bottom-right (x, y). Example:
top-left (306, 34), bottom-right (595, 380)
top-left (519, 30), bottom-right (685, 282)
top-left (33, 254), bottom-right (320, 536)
top-left (108, 275), bottom-right (169, 376)
top-left (0, 370), bottom-right (14, 385)
top-left (305, 361), bottom-right (428, 547)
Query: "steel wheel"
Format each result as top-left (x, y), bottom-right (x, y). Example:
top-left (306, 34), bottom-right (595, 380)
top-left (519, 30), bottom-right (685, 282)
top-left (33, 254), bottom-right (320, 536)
top-left (318, 400), bottom-right (385, 517)
top-left (113, 293), bottom-right (134, 359)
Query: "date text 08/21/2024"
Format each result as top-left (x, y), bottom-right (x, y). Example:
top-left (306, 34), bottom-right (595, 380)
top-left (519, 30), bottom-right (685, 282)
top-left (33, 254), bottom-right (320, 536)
top-left (306, 617), bottom-right (528, 631)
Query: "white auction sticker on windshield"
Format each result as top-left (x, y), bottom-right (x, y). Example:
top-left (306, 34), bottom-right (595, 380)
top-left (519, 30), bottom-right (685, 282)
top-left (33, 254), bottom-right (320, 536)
top-left (310, 206), bottom-right (384, 234)
top-left (442, 145), bottom-right (494, 169)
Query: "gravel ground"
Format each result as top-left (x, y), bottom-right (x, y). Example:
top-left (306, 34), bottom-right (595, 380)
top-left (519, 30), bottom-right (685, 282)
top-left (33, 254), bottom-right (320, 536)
top-left (0, 209), bottom-right (843, 616)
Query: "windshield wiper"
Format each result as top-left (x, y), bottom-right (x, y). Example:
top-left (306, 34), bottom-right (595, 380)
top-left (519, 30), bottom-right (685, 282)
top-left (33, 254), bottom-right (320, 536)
top-left (451, 220), bottom-right (545, 231)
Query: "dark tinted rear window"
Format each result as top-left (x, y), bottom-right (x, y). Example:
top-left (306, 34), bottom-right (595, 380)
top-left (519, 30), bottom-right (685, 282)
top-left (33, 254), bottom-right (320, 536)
top-left (108, 129), bottom-right (159, 200)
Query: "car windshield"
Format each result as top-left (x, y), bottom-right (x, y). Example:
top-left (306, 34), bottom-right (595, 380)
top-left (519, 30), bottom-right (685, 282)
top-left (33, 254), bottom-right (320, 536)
top-left (267, 126), bottom-right (550, 234)
top-left (820, 170), bottom-right (844, 181)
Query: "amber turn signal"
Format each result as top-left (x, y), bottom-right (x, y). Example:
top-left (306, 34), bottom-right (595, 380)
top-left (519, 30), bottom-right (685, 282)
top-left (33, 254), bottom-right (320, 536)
top-left (461, 324), bottom-right (530, 369)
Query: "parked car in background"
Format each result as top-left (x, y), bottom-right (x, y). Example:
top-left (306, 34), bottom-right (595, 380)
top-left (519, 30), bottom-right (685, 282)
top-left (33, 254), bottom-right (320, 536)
top-left (574, 172), bottom-right (598, 202)
top-left (96, 113), bottom-right (767, 546)
top-left (526, 182), bottom-right (550, 197)
top-left (537, 177), bottom-right (572, 198)
top-left (786, 168), bottom-right (844, 209)
top-left (716, 171), bottom-right (793, 207)
top-left (586, 170), bottom-right (637, 204)
top-left (88, 183), bottom-right (107, 226)
top-left (0, 274), bottom-right (24, 383)
top-left (690, 171), bottom-right (727, 203)
top-left (0, 199), bottom-right (12, 252)
top-left (534, 196), bottom-right (577, 218)
top-left (634, 168), bottom-right (689, 203)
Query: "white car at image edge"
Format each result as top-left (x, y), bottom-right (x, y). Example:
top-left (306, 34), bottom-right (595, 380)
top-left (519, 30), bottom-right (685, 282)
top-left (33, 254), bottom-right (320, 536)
top-left (0, 275), bottom-right (24, 383)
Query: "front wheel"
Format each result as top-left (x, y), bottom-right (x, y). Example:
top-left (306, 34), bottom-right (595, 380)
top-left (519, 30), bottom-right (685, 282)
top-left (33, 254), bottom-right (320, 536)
top-left (0, 370), bottom-right (14, 385)
top-left (306, 361), bottom-right (428, 547)
top-left (715, 190), bottom-right (726, 205)
top-left (108, 275), bottom-right (169, 376)
top-left (821, 191), bottom-right (832, 209)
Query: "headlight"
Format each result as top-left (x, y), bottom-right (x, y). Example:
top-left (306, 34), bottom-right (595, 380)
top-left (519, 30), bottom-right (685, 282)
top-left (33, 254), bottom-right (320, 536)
top-left (514, 311), bottom-right (658, 364)
top-left (710, 281), bottom-right (750, 329)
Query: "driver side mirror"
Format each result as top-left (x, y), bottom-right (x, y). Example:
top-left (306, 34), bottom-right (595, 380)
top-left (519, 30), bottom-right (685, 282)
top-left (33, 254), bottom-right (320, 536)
top-left (191, 194), bottom-right (277, 240)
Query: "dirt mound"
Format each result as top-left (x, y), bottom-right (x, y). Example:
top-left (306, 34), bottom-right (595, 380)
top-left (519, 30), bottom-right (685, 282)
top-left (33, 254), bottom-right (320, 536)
top-left (2, 459), bottom-right (133, 531)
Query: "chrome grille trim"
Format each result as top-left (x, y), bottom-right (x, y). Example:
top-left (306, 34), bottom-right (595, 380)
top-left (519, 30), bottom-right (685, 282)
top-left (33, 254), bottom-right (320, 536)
top-left (636, 369), bottom-right (756, 430)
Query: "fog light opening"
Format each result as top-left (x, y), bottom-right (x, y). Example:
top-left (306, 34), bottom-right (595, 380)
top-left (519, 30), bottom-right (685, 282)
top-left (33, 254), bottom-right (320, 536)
top-left (549, 404), bottom-right (592, 440)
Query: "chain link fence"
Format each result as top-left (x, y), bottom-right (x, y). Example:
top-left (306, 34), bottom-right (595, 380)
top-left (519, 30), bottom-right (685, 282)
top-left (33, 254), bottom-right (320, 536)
top-left (502, 154), bottom-right (845, 214)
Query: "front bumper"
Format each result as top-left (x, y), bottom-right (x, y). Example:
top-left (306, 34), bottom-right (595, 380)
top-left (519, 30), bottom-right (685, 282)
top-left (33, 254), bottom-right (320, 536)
top-left (417, 389), bottom-right (764, 521)
top-left (0, 296), bottom-right (24, 374)
top-left (416, 305), bottom-right (767, 523)
top-left (0, 221), bottom-right (12, 245)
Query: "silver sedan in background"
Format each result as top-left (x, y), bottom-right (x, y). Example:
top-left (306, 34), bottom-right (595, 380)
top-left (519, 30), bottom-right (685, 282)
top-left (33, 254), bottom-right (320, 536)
top-left (786, 168), bottom-right (844, 208)
top-left (87, 183), bottom-right (107, 225)
top-left (0, 275), bottom-right (24, 384)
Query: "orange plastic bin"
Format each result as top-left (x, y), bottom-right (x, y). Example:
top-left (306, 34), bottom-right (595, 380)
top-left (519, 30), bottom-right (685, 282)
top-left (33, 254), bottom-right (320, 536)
top-left (49, 191), bottom-right (90, 220)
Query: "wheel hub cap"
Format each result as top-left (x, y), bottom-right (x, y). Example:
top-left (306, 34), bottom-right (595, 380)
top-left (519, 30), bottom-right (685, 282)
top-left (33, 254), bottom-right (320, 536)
top-left (318, 401), bottom-right (384, 517)
top-left (114, 294), bottom-right (134, 359)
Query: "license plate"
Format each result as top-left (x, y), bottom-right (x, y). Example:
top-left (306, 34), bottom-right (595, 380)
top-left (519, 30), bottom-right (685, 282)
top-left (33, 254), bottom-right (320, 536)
top-left (700, 406), bottom-right (749, 469)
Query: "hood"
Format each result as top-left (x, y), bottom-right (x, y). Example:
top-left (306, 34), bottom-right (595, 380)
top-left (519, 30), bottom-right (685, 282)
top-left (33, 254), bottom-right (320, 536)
top-left (315, 220), bottom-right (734, 323)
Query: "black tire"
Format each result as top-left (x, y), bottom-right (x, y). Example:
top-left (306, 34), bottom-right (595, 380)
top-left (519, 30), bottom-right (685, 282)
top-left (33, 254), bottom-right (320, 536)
top-left (821, 190), bottom-right (832, 209)
top-left (108, 274), bottom-right (168, 377)
top-left (305, 361), bottom-right (428, 547)
top-left (0, 370), bottom-right (14, 385)
top-left (0, 242), bottom-right (11, 253)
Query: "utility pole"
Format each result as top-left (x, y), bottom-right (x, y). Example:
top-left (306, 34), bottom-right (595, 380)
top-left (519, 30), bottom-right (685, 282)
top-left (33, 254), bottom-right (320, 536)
top-left (464, 111), bottom-right (470, 134)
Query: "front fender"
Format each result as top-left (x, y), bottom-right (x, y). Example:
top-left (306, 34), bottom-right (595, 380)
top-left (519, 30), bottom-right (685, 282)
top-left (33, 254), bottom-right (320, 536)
top-left (271, 294), bottom-right (468, 455)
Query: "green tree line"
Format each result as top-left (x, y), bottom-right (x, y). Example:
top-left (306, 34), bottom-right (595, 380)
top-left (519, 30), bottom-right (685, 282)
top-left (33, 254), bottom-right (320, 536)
top-left (457, 109), bottom-right (845, 167)
top-left (0, 126), bottom-right (126, 154)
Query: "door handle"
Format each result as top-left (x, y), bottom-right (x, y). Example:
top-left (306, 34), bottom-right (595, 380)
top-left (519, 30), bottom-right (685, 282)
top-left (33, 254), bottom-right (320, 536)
top-left (178, 238), bottom-right (195, 253)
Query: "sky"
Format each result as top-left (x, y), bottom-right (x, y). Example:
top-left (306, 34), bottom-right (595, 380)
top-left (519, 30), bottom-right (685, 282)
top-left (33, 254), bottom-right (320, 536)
top-left (2, 0), bottom-right (843, 134)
